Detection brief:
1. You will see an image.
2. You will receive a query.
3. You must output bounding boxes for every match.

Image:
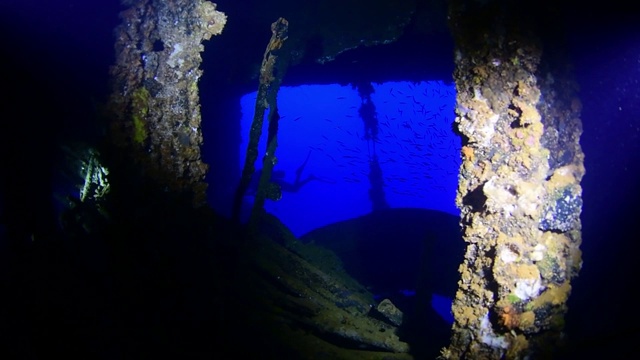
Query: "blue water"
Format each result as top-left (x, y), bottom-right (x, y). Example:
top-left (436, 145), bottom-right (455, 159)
top-left (431, 293), bottom-right (455, 325)
top-left (230, 80), bottom-right (462, 330)
top-left (235, 81), bottom-right (460, 236)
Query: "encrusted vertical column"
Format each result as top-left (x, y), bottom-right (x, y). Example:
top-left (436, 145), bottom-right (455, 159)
top-left (248, 18), bottom-right (289, 230)
top-left (442, 2), bottom-right (584, 359)
top-left (232, 18), bottom-right (289, 226)
top-left (108, 0), bottom-right (226, 206)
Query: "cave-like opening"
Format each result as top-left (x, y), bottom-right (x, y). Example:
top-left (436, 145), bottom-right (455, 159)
top-left (201, 20), bottom-right (466, 357)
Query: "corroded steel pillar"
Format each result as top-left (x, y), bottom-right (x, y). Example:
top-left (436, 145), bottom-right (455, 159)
top-left (233, 18), bottom-right (289, 226)
top-left (108, 0), bottom-right (226, 206)
top-left (443, 2), bottom-right (584, 359)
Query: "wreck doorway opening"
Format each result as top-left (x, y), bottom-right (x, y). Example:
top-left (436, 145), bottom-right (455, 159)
top-left (224, 32), bottom-right (464, 357)
top-left (200, 11), bottom-right (465, 357)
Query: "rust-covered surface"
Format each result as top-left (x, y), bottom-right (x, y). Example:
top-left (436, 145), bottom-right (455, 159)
top-left (108, 0), bottom-right (226, 205)
top-left (442, 2), bottom-right (585, 358)
top-left (232, 18), bottom-right (289, 225)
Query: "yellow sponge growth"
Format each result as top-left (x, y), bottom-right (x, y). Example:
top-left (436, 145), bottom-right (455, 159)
top-left (131, 87), bottom-right (150, 144)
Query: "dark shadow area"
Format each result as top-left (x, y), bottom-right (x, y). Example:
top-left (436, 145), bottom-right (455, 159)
top-left (282, 29), bottom-right (455, 88)
top-left (559, 11), bottom-right (640, 359)
top-left (300, 208), bottom-right (465, 358)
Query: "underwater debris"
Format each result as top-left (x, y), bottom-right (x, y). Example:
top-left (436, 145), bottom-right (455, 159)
top-left (375, 298), bottom-right (404, 326)
top-left (239, 214), bottom-right (411, 357)
top-left (79, 149), bottom-right (110, 203)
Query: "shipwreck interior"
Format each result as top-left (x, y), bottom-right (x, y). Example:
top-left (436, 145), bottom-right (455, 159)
top-left (198, 4), bottom-right (466, 357)
top-left (1, 0), bottom-right (639, 359)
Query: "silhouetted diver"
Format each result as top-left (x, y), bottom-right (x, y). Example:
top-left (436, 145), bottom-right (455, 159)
top-left (247, 150), bottom-right (334, 196)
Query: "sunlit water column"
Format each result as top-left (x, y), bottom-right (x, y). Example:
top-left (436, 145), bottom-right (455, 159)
top-left (443, 1), bottom-right (585, 359)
